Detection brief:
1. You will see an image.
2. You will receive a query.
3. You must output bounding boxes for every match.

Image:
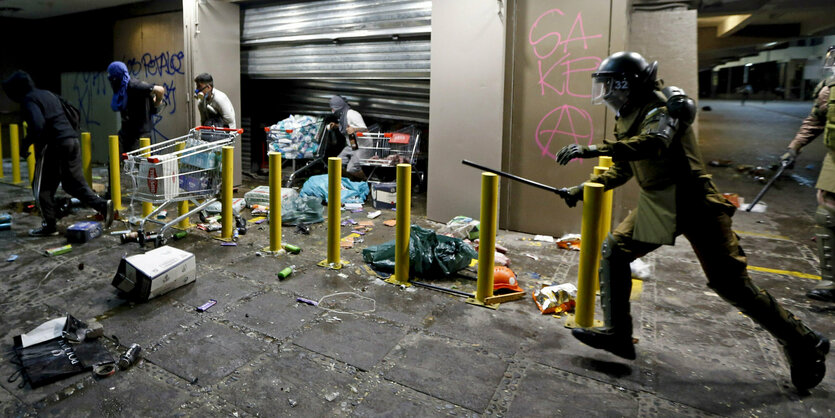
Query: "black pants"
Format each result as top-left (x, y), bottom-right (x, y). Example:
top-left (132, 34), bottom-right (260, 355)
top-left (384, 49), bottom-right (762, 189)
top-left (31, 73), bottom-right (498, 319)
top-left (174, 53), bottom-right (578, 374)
top-left (34, 138), bottom-right (107, 227)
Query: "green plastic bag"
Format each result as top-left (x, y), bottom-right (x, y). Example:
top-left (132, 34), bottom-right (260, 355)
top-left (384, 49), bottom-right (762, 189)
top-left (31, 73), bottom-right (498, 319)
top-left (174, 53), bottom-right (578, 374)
top-left (281, 195), bottom-right (325, 226)
top-left (362, 225), bottom-right (476, 277)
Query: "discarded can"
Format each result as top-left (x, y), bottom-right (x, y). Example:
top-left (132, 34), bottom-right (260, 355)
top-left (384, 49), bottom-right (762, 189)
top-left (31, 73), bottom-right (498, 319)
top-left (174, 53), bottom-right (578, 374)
top-left (296, 297), bottom-right (318, 306)
top-left (173, 231), bottom-right (188, 240)
top-left (0, 213), bottom-right (11, 223)
top-left (196, 299), bottom-right (217, 312)
top-left (277, 265), bottom-right (295, 279)
top-left (120, 231), bottom-right (140, 244)
top-left (7, 254), bottom-right (18, 262)
top-left (117, 343), bottom-right (141, 370)
top-left (157, 210), bottom-right (167, 219)
top-left (0, 223), bottom-right (11, 231)
top-left (283, 243), bottom-right (301, 254)
top-left (45, 244), bottom-right (72, 256)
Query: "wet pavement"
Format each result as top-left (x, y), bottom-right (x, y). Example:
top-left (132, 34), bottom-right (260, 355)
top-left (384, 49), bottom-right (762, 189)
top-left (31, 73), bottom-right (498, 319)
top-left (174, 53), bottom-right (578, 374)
top-left (0, 99), bottom-right (833, 417)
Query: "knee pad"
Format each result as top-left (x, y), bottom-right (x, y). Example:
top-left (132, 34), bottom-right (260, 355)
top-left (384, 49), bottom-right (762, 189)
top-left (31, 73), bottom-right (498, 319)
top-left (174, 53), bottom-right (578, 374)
top-left (815, 206), bottom-right (835, 281)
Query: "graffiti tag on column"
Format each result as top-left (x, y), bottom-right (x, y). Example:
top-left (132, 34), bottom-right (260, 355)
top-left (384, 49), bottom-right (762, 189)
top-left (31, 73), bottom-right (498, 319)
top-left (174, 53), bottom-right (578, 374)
top-left (529, 9), bottom-right (602, 159)
top-left (71, 72), bottom-right (109, 129)
top-left (123, 50), bottom-right (185, 142)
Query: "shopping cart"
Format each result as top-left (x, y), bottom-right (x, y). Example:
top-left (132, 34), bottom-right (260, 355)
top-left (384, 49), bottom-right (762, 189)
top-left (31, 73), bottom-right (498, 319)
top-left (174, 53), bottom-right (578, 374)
top-left (357, 125), bottom-right (422, 181)
top-left (122, 126), bottom-right (243, 247)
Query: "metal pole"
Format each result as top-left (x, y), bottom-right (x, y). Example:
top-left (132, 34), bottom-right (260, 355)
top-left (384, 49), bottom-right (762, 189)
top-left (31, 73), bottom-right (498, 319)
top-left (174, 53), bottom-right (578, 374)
top-left (221, 146), bottom-right (234, 240)
top-left (269, 152), bottom-right (282, 252)
top-left (10, 124), bottom-right (20, 184)
top-left (470, 172), bottom-right (499, 307)
top-left (462, 159), bottom-right (560, 194)
top-left (81, 132), bottom-right (92, 187)
top-left (594, 165), bottom-right (612, 293)
top-left (175, 141), bottom-right (190, 229)
top-left (745, 162), bottom-right (787, 211)
top-left (323, 157), bottom-right (342, 267)
top-left (109, 135), bottom-right (122, 211)
top-left (0, 123), bottom-right (4, 179)
top-left (571, 182), bottom-right (605, 328)
top-left (140, 138), bottom-right (152, 218)
top-left (389, 164), bottom-right (412, 285)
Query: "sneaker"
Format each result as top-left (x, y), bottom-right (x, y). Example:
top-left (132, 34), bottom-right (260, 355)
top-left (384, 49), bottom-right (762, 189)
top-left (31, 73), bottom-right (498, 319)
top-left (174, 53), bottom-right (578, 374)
top-left (104, 200), bottom-right (115, 229)
top-left (783, 333), bottom-right (829, 391)
top-left (571, 328), bottom-right (637, 360)
top-left (29, 225), bottom-right (59, 237)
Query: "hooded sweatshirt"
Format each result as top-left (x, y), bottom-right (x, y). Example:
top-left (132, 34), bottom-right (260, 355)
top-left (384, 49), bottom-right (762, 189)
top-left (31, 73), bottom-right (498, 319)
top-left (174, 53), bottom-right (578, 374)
top-left (2, 71), bottom-right (76, 149)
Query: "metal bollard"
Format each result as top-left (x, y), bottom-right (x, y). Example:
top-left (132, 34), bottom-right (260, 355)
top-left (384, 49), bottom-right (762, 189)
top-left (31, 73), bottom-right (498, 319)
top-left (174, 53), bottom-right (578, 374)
top-left (592, 166), bottom-right (613, 293)
top-left (387, 164), bottom-right (412, 285)
top-left (81, 132), bottom-right (92, 186)
top-left (567, 182), bottom-right (605, 328)
top-left (175, 142), bottom-right (190, 229)
top-left (109, 135), bottom-right (122, 211)
top-left (140, 138), bottom-right (152, 218)
top-left (319, 157), bottom-right (343, 268)
top-left (468, 172), bottom-right (499, 308)
top-left (221, 146), bottom-right (234, 240)
top-left (10, 124), bottom-right (21, 184)
top-left (269, 152), bottom-right (282, 252)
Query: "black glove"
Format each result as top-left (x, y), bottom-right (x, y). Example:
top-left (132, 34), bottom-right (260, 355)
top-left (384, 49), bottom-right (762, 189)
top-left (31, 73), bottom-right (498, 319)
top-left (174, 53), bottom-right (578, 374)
top-left (556, 144), bottom-right (601, 165)
top-left (557, 184), bottom-right (583, 208)
top-left (779, 148), bottom-right (797, 169)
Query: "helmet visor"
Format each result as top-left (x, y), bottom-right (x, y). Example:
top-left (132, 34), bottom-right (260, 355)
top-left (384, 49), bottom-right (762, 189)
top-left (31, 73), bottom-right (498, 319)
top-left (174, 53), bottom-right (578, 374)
top-left (825, 48), bottom-right (835, 70)
top-left (591, 76), bottom-right (612, 105)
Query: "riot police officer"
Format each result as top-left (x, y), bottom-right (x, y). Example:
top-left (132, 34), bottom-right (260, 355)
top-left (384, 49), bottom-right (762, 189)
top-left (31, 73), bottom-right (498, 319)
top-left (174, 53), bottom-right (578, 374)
top-left (780, 45), bottom-right (835, 303)
top-left (555, 51), bottom-right (828, 391)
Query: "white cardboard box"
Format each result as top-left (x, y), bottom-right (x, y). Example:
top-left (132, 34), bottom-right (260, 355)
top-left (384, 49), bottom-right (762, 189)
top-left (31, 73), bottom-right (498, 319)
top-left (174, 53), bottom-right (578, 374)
top-left (112, 246), bottom-right (196, 301)
top-left (138, 154), bottom-right (179, 201)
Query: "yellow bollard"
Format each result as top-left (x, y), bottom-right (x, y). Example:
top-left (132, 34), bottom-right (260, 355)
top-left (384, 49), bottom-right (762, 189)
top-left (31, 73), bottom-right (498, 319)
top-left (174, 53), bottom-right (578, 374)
top-left (27, 144), bottom-right (35, 188)
top-left (0, 123), bottom-right (4, 179)
top-left (593, 166), bottom-right (613, 293)
top-left (467, 172), bottom-right (500, 308)
top-left (566, 182), bottom-right (605, 328)
top-left (221, 146), bottom-right (234, 240)
top-left (10, 124), bottom-right (21, 184)
top-left (175, 142), bottom-right (190, 229)
top-left (81, 132), bottom-right (92, 187)
top-left (140, 138), bottom-right (152, 217)
top-left (598, 156), bottom-right (613, 169)
top-left (109, 135), bottom-right (122, 211)
top-left (319, 157), bottom-right (343, 268)
top-left (268, 152), bottom-right (282, 252)
top-left (386, 164), bottom-right (412, 286)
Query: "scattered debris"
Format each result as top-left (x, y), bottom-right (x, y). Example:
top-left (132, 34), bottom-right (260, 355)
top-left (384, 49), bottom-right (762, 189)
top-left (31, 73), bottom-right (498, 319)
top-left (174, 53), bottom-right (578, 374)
top-left (708, 160), bottom-right (732, 167)
top-left (368, 211), bottom-right (382, 219)
top-left (533, 235), bottom-right (554, 243)
top-left (196, 299), bottom-right (217, 312)
top-left (383, 220), bottom-right (396, 227)
top-left (533, 284), bottom-right (577, 315)
top-left (556, 234), bottom-right (581, 251)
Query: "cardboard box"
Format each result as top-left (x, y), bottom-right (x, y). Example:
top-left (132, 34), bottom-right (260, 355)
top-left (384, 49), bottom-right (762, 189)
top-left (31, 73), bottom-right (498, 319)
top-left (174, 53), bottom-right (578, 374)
top-left (138, 154), bottom-right (179, 200)
top-left (371, 182), bottom-right (396, 209)
top-left (112, 246), bottom-right (196, 301)
top-left (66, 221), bottom-right (102, 243)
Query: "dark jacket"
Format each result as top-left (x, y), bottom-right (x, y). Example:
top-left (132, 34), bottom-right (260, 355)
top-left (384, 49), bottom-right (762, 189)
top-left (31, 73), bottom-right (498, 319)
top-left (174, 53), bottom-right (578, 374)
top-left (2, 71), bottom-right (76, 150)
top-left (119, 78), bottom-right (155, 141)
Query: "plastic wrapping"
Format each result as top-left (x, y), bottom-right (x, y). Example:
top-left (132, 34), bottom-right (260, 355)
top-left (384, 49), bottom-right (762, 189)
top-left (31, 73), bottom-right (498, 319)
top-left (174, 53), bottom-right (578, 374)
top-left (267, 115), bottom-right (322, 159)
top-left (362, 225), bottom-right (477, 276)
top-left (300, 174), bottom-right (369, 204)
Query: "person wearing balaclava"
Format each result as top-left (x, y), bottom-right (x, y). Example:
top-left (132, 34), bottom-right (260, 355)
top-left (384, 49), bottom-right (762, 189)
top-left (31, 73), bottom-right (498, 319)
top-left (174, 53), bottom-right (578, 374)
top-left (2, 70), bottom-right (114, 237)
top-left (107, 61), bottom-right (165, 153)
top-left (328, 95), bottom-right (368, 180)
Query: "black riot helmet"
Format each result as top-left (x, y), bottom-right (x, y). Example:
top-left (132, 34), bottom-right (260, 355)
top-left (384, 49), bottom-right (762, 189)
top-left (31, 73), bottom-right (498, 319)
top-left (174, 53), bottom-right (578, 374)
top-left (591, 51), bottom-right (658, 112)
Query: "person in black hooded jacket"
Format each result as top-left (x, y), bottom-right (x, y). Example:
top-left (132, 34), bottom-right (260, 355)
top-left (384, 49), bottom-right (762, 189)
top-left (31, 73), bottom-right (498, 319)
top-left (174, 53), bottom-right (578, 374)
top-left (2, 70), bottom-right (113, 236)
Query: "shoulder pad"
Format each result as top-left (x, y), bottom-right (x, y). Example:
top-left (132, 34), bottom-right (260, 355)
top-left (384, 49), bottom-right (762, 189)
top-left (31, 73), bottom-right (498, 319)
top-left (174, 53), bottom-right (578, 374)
top-left (661, 86), bottom-right (696, 126)
top-left (644, 107), bottom-right (675, 147)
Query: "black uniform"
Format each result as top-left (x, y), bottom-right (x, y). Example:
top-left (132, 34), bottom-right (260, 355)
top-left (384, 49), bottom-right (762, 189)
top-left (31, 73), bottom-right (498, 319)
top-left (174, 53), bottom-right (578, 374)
top-left (2, 71), bottom-right (107, 229)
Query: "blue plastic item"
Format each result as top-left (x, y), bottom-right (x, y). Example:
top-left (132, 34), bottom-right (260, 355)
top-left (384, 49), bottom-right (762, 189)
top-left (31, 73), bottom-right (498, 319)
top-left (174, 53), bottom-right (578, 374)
top-left (299, 174), bottom-right (369, 204)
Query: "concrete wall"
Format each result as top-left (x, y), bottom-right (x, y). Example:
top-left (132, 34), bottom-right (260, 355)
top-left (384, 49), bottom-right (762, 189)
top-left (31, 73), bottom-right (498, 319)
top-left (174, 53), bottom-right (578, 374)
top-left (426, 0), bottom-right (507, 223)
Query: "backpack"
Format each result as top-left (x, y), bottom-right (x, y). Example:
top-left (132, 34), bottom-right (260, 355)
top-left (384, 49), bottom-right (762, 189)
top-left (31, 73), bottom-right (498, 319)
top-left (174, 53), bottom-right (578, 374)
top-left (52, 92), bottom-right (81, 133)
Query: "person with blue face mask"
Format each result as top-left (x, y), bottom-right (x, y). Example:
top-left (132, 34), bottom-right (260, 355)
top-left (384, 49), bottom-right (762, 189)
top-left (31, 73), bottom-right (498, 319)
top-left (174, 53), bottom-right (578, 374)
top-left (107, 61), bottom-right (165, 153)
top-left (194, 73), bottom-right (235, 129)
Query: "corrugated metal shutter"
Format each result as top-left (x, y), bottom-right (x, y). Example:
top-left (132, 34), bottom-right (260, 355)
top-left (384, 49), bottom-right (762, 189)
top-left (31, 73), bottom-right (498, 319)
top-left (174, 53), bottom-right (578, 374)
top-left (241, 0), bottom-right (430, 123)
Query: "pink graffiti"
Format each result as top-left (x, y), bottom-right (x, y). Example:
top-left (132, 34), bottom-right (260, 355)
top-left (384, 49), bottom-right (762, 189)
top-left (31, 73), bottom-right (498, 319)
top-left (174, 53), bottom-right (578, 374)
top-left (529, 10), bottom-right (602, 98)
top-left (535, 105), bottom-right (594, 160)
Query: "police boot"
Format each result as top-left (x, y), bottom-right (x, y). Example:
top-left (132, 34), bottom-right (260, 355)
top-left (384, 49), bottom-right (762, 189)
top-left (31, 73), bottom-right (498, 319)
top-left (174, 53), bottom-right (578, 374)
top-left (572, 236), bottom-right (636, 360)
top-left (782, 331), bottom-right (829, 392)
top-left (810, 207), bottom-right (835, 303)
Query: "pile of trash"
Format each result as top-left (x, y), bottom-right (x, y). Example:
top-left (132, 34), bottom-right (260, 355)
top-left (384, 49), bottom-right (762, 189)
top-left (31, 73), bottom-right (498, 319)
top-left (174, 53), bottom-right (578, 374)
top-left (267, 115), bottom-right (322, 159)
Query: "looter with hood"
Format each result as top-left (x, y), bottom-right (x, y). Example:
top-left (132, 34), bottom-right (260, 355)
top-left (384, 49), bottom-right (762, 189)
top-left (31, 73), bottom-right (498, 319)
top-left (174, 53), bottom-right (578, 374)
top-left (329, 95), bottom-right (368, 180)
top-left (106, 61), bottom-right (165, 153)
top-left (1, 70), bottom-right (114, 236)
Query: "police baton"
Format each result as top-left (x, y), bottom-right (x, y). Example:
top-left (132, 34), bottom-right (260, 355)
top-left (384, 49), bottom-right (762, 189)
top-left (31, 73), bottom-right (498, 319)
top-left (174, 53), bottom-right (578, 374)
top-left (745, 160), bottom-right (789, 212)
top-left (461, 160), bottom-right (569, 197)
